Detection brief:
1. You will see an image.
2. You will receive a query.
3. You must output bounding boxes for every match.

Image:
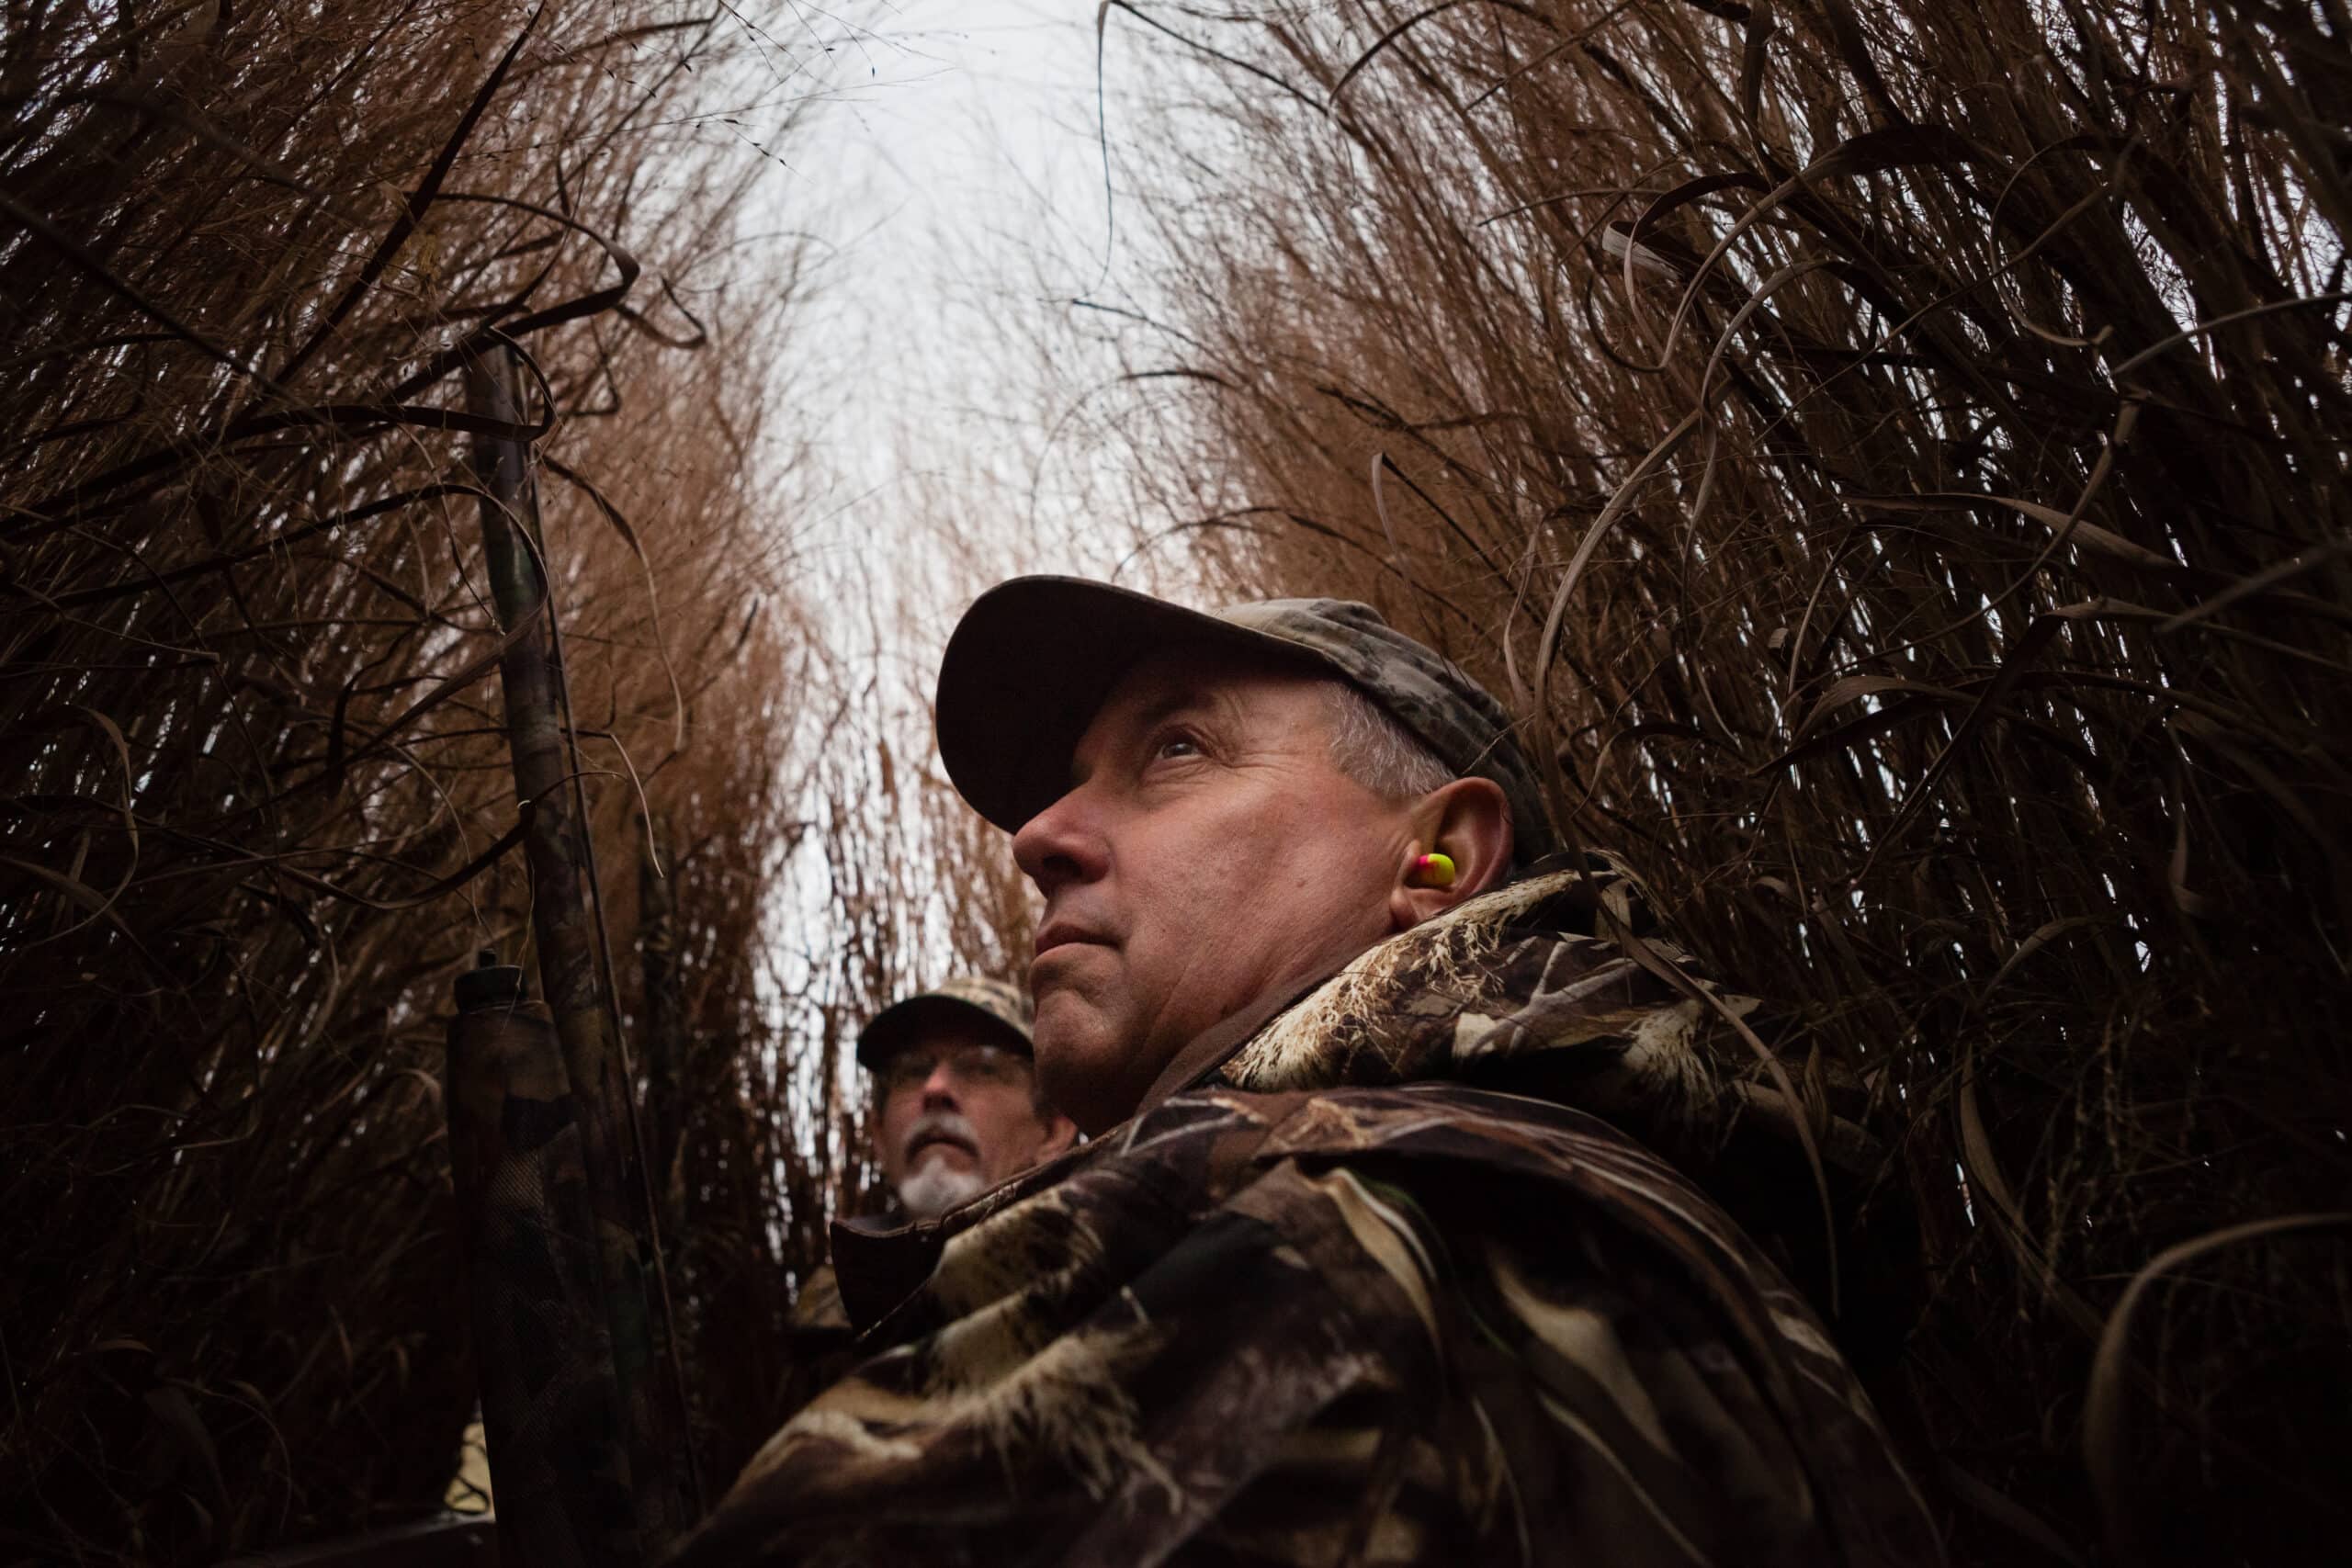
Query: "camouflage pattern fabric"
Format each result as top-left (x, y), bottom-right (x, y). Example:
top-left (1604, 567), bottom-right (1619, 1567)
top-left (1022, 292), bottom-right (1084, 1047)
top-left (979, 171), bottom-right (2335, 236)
top-left (1213, 855), bottom-right (1893, 1299)
top-left (772, 1264), bottom-right (855, 1427)
top-left (444, 996), bottom-right (640, 1568)
top-left (673, 863), bottom-right (1939, 1567)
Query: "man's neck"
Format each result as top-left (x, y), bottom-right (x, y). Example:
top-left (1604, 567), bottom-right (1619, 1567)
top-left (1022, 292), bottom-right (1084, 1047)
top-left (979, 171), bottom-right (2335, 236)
top-left (1132, 959), bottom-right (1354, 1121)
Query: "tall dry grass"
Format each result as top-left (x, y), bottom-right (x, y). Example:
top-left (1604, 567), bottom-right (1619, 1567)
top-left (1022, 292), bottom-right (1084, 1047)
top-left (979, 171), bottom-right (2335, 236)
top-left (0, 2), bottom-right (841, 1558)
top-left (1084, 1), bottom-right (2350, 1561)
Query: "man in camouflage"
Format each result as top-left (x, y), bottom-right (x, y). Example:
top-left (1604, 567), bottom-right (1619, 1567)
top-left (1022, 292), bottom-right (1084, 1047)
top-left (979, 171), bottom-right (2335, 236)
top-left (680, 578), bottom-right (1942, 1565)
top-left (782, 978), bottom-right (1077, 1416)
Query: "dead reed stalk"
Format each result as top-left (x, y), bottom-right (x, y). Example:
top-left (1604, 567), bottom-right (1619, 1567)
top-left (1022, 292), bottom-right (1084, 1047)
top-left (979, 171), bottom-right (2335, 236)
top-left (0, 3), bottom-right (828, 1558)
top-left (1085, 2), bottom-right (2351, 1560)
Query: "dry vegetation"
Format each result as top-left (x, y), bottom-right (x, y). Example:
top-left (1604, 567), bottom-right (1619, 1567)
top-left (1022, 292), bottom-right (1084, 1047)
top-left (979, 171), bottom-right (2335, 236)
top-left (1068, 1), bottom-right (2351, 1561)
top-left (0, 1), bottom-right (892, 1557)
top-left (9, 0), bottom-right (2349, 1562)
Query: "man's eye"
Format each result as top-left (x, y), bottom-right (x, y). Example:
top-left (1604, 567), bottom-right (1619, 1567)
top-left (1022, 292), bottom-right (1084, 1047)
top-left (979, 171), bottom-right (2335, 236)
top-left (1152, 734), bottom-right (1202, 761)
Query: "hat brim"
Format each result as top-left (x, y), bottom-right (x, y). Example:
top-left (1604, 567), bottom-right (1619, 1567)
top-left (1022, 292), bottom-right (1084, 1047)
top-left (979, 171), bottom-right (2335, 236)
top-left (936, 576), bottom-right (1337, 836)
top-left (855, 993), bottom-right (1033, 1070)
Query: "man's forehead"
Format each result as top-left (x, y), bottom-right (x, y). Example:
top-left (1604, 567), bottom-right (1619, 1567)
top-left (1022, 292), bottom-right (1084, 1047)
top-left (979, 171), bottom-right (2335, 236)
top-left (1075, 646), bottom-right (1328, 749)
top-left (1114, 643), bottom-right (1325, 712)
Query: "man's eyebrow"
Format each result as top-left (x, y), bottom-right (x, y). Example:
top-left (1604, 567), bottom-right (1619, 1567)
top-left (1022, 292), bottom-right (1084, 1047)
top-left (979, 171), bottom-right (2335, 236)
top-left (1128, 687), bottom-right (1213, 735)
top-left (1067, 685), bottom-right (1216, 788)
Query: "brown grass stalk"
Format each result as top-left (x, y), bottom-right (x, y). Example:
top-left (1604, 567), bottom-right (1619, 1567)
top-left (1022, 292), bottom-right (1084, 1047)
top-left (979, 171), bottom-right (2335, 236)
top-left (1080, 1), bottom-right (2352, 1559)
top-left (0, 3), bottom-right (837, 1559)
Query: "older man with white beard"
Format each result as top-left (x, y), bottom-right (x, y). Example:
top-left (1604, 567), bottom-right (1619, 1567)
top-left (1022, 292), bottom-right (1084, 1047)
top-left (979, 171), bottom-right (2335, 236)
top-left (775, 976), bottom-right (1077, 1419)
top-left (857, 976), bottom-right (1079, 1222)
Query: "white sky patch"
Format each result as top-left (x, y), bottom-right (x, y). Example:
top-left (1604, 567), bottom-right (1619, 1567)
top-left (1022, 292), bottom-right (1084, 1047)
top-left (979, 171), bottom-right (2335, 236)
top-left (721, 3), bottom-right (1215, 1167)
top-left (754, 1), bottom-right (1148, 589)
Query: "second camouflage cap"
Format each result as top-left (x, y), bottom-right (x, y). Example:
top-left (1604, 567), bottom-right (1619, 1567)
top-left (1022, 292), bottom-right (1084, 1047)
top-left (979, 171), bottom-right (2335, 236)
top-left (935, 576), bottom-right (1558, 865)
top-left (854, 975), bottom-right (1035, 1071)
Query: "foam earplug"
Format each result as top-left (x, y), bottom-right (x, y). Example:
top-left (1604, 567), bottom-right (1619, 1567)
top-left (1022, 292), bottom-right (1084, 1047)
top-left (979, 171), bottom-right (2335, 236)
top-left (1410, 852), bottom-right (1456, 888)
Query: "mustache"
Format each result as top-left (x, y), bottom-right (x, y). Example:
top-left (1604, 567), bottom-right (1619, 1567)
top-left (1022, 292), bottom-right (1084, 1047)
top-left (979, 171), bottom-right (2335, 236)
top-left (902, 1111), bottom-right (979, 1161)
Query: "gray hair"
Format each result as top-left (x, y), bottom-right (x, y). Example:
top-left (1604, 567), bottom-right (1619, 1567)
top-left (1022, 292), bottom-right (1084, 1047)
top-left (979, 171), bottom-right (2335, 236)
top-left (1321, 680), bottom-right (1453, 801)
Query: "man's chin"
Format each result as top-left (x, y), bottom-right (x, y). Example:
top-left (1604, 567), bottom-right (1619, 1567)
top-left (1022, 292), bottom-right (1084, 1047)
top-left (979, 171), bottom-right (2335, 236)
top-left (896, 1162), bottom-right (989, 1222)
top-left (1033, 990), bottom-right (1096, 1061)
top-left (905, 1141), bottom-right (978, 1173)
top-left (1035, 1009), bottom-right (1158, 1137)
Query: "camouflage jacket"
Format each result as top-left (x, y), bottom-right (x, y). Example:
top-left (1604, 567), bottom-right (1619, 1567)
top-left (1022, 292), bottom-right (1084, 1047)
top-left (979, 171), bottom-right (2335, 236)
top-left (773, 1264), bottom-right (855, 1428)
top-left (674, 863), bottom-right (1942, 1567)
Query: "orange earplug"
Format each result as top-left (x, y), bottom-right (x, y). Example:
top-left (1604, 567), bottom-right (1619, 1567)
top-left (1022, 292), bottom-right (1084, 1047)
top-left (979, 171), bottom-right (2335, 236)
top-left (1409, 852), bottom-right (1456, 888)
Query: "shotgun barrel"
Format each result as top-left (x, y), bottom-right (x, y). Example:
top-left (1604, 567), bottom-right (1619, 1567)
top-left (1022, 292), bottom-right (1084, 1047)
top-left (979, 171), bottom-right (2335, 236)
top-left (462, 345), bottom-right (698, 1551)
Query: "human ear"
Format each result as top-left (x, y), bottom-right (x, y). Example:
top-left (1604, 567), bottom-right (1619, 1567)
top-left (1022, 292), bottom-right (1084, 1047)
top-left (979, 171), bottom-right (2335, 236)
top-left (1386, 776), bottom-right (1513, 931)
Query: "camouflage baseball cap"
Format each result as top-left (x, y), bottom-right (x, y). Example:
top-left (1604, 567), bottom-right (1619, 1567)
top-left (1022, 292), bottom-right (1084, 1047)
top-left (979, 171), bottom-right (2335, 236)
top-left (855, 975), bottom-right (1035, 1071)
top-left (935, 576), bottom-right (1558, 864)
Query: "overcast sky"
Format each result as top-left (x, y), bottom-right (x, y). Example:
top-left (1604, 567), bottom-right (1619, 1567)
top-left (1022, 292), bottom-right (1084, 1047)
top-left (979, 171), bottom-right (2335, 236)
top-left (729, 2), bottom-right (1190, 1008)
top-left (753, 1), bottom-right (1141, 599)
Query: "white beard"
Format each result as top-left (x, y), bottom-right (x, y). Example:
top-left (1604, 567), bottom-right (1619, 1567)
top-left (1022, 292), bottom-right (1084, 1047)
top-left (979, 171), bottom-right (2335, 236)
top-left (896, 1159), bottom-right (989, 1221)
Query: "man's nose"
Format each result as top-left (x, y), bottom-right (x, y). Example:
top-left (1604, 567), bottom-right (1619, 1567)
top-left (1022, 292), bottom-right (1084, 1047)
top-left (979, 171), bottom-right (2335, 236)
top-left (920, 1064), bottom-right (963, 1108)
top-left (1012, 787), bottom-right (1108, 897)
